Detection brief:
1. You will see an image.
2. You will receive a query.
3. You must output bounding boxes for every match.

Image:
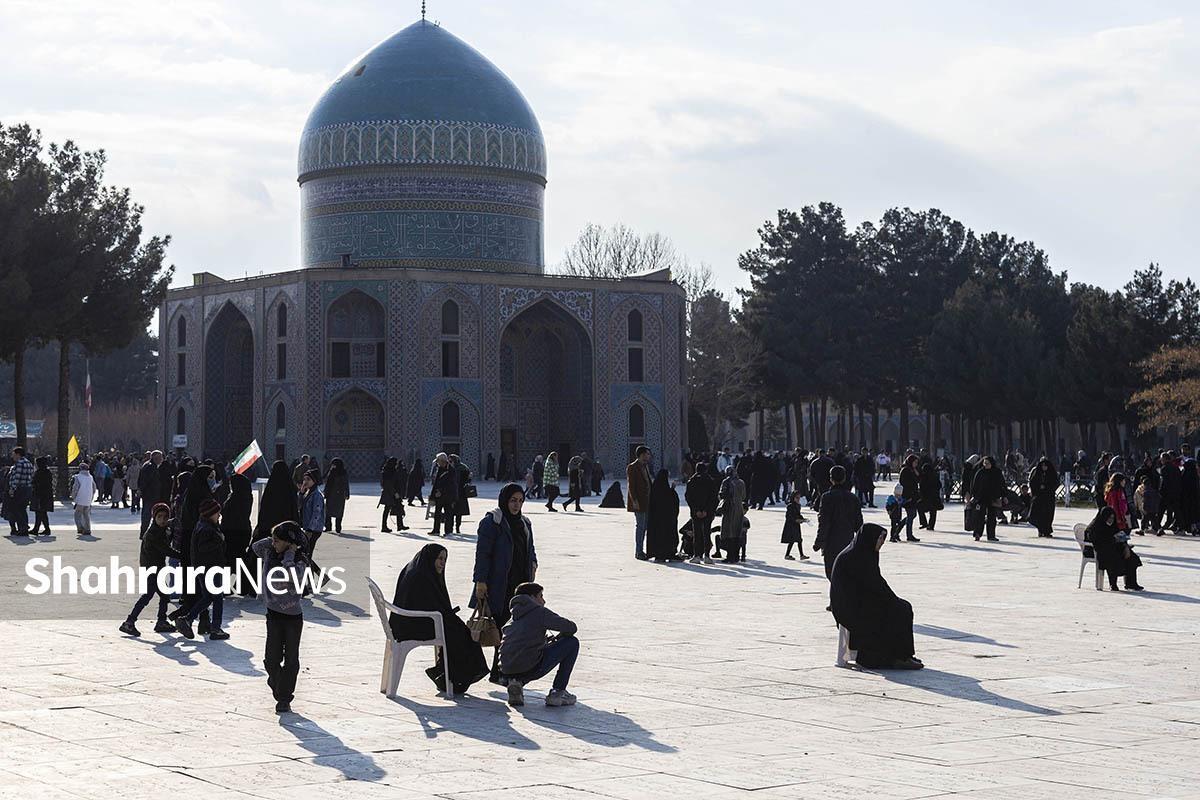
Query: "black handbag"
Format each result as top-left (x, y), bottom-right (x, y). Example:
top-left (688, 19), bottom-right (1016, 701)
top-left (463, 483), bottom-right (478, 498)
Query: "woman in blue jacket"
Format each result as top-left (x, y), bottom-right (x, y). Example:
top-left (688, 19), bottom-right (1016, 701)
top-left (471, 483), bottom-right (537, 681)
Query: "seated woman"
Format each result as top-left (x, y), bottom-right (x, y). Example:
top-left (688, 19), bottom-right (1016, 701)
top-left (830, 523), bottom-right (923, 670)
top-left (1086, 506), bottom-right (1144, 591)
top-left (390, 543), bottom-right (489, 694)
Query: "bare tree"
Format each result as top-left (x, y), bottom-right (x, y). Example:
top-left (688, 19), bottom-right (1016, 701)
top-left (557, 223), bottom-right (683, 279)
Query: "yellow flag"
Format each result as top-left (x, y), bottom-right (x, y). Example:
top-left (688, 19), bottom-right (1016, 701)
top-left (67, 435), bottom-right (80, 464)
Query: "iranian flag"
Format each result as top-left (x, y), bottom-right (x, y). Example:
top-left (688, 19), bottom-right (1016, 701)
top-left (233, 439), bottom-right (263, 475)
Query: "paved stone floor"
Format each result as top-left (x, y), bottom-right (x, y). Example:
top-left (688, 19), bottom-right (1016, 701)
top-left (2, 481), bottom-right (1200, 798)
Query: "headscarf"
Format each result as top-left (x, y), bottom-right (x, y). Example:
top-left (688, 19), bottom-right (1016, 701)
top-left (390, 543), bottom-right (452, 641)
top-left (1084, 505), bottom-right (1117, 540)
top-left (498, 482), bottom-right (525, 531)
top-left (328, 458), bottom-right (347, 478)
top-left (255, 459), bottom-right (300, 540)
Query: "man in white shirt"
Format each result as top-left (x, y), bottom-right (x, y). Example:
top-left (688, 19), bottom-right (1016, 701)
top-left (71, 464), bottom-right (96, 537)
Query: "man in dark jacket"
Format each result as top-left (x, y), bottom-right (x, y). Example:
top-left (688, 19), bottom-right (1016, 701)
top-left (430, 454), bottom-right (459, 536)
top-left (138, 450), bottom-right (164, 536)
top-left (500, 582), bottom-right (578, 708)
top-left (119, 503), bottom-right (182, 637)
top-left (814, 465), bottom-right (863, 580)
top-left (809, 450), bottom-right (835, 509)
top-left (626, 446), bottom-right (653, 560)
top-left (1160, 451), bottom-right (1181, 530)
top-left (853, 448), bottom-right (876, 508)
top-left (685, 462), bottom-right (719, 564)
top-left (897, 454), bottom-right (922, 542)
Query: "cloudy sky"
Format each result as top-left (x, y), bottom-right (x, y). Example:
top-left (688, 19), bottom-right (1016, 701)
top-left (2, 0), bottom-right (1196, 294)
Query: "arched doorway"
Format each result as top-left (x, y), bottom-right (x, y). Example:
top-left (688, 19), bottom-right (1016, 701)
top-left (204, 303), bottom-right (254, 461)
top-left (326, 389), bottom-right (385, 478)
top-left (498, 300), bottom-right (593, 469)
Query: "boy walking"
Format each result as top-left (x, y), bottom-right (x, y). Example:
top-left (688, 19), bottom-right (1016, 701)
top-left (251, 521), bottom-right (310, 713)
top-left (119, 503), bottom-right (181, 636)
top-left (500, 582), bottom-right (579, 708)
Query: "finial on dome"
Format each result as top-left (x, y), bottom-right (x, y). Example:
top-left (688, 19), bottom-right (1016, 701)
top-left (421, 0), bottom-right (426, 20)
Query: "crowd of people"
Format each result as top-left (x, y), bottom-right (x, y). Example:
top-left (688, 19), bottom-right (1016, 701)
top-left (4, 436), bottom-right (1197, 709)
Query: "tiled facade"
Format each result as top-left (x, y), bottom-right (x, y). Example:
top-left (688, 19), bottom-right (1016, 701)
top-left (159, 270), bottom-right (687, 479)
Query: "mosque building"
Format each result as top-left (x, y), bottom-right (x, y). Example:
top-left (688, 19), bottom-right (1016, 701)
top-left (158, 18), bottom-right (687, 477)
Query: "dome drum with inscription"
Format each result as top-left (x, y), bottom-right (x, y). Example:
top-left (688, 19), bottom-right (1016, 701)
top-left (298, 20), bottom-right (546, 273)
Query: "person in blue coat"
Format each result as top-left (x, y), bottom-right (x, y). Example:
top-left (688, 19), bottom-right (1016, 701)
top-left (471, 482), bottom-right (538, 681)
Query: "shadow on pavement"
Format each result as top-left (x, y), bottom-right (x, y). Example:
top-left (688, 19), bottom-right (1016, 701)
top-left (878, 667), bottom-right (1060, 716)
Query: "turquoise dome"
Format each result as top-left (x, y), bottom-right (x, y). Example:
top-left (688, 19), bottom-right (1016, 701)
top-left (298, 20), bottom-right (546, 182)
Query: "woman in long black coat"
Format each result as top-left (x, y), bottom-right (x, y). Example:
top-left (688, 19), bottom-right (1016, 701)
top-left (645, 469), bottom-right (679, 561)
top-left (1178, 458), bottom-right (1200, 535)
top-left (970, 456), bottom-right (1005, 542)
top-left (30, 456), bottom-right (54, 535)
top-left (407, 458), bottom-right (426, 506)
top-left (323, 458), bottom-right (350, 533)
top-left (830, 523), bottom-right (923, 669)
top-left (390, 543), bottom-right (488, 694)
top-left (1086, 506), bottom-right (1144, 591)
top-left (221, 472), bottom-right (255, 594)
top-left (253, 460), bottom-right (299, 541)
top-left (379, 458), bottom-right (404, 532)
top-left (916, 462), bottom-right (943, 531)
top-left (1027, 457), bottom-right (1058, 538)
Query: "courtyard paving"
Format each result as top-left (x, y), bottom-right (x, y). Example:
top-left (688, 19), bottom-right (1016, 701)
top-left (2, 481), bottom-right (1199, 798)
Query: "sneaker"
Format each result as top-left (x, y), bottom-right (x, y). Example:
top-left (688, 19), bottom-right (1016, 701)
top-left (507, 680), bottom-right (525, 707)
top-left (153, 621), bottom-right (174, 633)
top-left (688, 556), bottom-right (702, 564)
top-left (702, 556), bottom-right (714, 565)
top-left (799, 554), bottom-right (810, 560)
top-left (907, 536), bottom-right (921, 543)
top-left (275, 701), bottom-right (291, 713)
top-left (784, 554), bottom-right (796, 560)
top-left (635, 552), bottom-right (649, 561)
top-left (118, 621), bottom-right (140, 637)
top-left (208, 628), bottom-right (230, 641)
top-left (175, 617), bottom-right (195, 640)
top-left (546, 689), bottom-right (576, 707)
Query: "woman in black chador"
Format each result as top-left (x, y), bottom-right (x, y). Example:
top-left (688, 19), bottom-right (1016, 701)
top-left (645, 469), bottom-right (680, 561)
top-left (1028, 457), bottom-right (1059, 538)
top-left (390, 543), bottom-right (488, 694)
top-left (1086, 506), bottom-right (1144, 591)
top-left (830, 523), bottom-right (924, 669)
top-left (253, 460), bottom-right (300, 541)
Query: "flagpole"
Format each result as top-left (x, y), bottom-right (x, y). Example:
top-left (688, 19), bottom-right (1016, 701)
top-left (85, 357), bottom-right (91, 455)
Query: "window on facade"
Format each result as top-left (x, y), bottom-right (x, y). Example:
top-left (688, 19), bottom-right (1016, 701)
top-left (176, 406), bottom-right (186, 435)
top-left (629, 404), bottom-right (645, 438)
top-left (627, 347), bottom-right (644, 382)
top-left (330, 342), bottom-right (350, 377)
top-left (441, 300), bottom-right (459, 335)
top-left (275, 402), bottom-right (286, 434)
top-left (277, 303), bottom-right (287, 337)
top-left (441, 340), bottom-right (460, 378)
top-left (326, 291), bottom-right (385, 378)
top-left (276, 342), bottom-right (287, 380)
top-left (177, 315), bottom-right (186, 347)
top-left (627, 309), bottom-right (643, 342)
top-left (441, 400), bottom-right (461, 438)
top-left (177, 352), bottom-right (186, 386)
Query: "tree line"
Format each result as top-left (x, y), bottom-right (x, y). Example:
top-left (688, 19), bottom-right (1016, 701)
top-left (0, 122), bottom-right (171, 491)
top-left (735, 203), bottom-right (1200, 453)
top-left (557, 208), bottom-right (1200, 456)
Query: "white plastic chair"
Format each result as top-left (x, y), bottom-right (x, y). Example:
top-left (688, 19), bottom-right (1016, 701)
top-left (366, 578), bottom-right (453, 698)
top-left (835, 624), bottom-right (857, 667)
top-left (1073, 523), bottom-right (1104, 591)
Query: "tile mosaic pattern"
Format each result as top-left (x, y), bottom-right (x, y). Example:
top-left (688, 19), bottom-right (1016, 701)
top-left (298, 119), bottom-right (547, 179)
